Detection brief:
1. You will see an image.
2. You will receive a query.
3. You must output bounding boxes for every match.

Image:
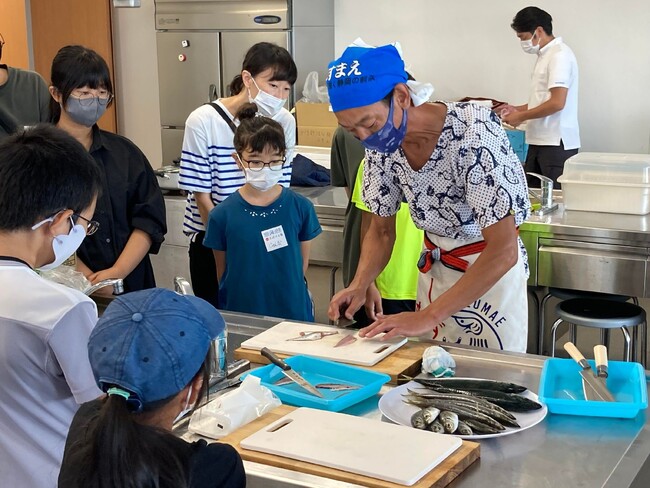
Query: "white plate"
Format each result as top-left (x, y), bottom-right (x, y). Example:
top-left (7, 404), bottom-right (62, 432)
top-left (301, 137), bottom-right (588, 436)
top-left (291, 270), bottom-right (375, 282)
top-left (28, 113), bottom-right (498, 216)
top-left (378, 379), bottom-right (548, 440)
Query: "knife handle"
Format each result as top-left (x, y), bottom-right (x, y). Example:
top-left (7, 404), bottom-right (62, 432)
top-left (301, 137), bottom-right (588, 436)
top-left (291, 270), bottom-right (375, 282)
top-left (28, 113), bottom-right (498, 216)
top-left (260, 347), bottom-right (290, 371)
top-left (594, 345), bottom-right (609, 378)
top-left (564, 342), bottom-right (590, 369)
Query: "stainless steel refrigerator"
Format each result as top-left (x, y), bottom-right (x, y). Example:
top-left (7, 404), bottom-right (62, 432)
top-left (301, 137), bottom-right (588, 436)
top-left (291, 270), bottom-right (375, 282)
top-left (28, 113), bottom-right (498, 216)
top-left (154, 0), bottom-right (334, 165)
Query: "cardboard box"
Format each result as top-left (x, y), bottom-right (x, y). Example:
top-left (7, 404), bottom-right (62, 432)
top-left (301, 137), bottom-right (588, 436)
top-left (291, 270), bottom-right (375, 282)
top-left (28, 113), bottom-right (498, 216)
top-left (295, 102), bottom-right (338, 147)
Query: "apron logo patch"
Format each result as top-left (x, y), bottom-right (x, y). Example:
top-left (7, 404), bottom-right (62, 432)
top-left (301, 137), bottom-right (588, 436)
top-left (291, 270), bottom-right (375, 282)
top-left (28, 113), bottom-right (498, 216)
top-left (449, 299), bottom-right (506, 350)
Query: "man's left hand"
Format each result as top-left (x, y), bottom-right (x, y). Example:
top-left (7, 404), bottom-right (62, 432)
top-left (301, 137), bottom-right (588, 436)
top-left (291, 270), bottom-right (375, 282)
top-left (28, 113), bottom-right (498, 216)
top-left (359, 310), bottom-right (434, 340)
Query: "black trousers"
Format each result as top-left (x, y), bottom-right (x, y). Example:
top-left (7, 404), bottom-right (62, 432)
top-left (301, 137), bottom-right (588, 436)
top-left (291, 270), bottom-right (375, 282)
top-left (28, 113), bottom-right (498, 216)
top-left (525, 140), bottom-right (579, 189)
top-left (188, 231), bottom-right (219, 309)
top-left (352, 299), bottom-right (416, 328)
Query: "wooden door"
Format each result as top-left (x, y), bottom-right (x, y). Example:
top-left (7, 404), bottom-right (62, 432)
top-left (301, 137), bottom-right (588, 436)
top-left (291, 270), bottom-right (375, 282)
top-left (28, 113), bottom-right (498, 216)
top-left (30, 0), bottom-right (117, 132)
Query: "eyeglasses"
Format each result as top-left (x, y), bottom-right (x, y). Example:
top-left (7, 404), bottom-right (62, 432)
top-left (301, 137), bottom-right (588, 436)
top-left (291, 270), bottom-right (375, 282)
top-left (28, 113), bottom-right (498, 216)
top-left (238, 155), bottom-right (286, 172)
top-left (72, 214), bottom-right (100, 236)
top-left (70, 91), bottom-right (114, 107)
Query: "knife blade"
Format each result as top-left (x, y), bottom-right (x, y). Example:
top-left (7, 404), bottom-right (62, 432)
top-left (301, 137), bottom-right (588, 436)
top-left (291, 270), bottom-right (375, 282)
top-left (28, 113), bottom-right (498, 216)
top-left (564, 342), bottom-right (615, 402)
top-left (260, 347), bottom-right (324, 398)
top-left (334, 334), bottom-right (357, 348)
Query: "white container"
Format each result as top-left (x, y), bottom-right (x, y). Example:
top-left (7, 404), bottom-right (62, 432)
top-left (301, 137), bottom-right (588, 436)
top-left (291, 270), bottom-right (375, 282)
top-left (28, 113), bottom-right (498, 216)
top-left (558, 152), bottom-right (650, 215)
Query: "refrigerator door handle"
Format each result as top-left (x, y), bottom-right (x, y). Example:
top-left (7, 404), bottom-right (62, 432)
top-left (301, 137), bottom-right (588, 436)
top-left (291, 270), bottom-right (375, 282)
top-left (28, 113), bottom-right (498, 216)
top-left (209, 83), bottom-right (218, 102)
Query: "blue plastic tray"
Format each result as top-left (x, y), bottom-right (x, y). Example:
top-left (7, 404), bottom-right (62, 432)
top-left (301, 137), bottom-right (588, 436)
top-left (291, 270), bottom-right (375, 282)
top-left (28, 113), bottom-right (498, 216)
top-left (242, 355), bottom-right (390, 412)
top-left (539, 358), bottom-right (647, 418)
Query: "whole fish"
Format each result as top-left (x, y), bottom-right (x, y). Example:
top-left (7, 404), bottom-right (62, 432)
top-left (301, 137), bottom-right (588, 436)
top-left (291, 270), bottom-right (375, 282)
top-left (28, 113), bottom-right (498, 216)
top-left (415, 378), bottom-right (527, 394)
top-left (422, 406), bottom-right (441, 425)
top-left (439, 411), bottom-right (459, 434)
top-left (428, 420), bottom-right (445, 433)
top-left (456, 421), bottom-right (473, 436)
top-left (411, 410), bottom-right (427, 430)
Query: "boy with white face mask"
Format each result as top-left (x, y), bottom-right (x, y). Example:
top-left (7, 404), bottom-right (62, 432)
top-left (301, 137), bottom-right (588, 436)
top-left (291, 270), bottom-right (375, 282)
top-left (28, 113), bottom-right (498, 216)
top-left (203, 104), bottom-right (322, 321)
top-left (0, 125), bottom-right (104, 487)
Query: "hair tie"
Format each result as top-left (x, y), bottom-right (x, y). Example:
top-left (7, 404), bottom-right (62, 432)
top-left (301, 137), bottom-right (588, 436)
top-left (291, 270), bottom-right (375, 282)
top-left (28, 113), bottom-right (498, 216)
top-left (107, 387), bottom-right (131, 400)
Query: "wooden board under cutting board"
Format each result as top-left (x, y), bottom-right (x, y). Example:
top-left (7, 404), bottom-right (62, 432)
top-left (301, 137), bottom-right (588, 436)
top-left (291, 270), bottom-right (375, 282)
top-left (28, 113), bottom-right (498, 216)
top-left (239, 321), bottom-right (407, 366)
top-left (220, 405), bottom-right (480, 488)
top-left (235, 339), bottom-right (431, 385)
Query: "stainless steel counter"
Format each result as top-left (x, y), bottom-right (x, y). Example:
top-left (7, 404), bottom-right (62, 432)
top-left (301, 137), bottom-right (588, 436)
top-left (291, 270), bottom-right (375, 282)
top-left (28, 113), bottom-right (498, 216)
top-left (211, 313), bottom-right (650, 488)
top-left (294, 186), bottom-right (650, 298)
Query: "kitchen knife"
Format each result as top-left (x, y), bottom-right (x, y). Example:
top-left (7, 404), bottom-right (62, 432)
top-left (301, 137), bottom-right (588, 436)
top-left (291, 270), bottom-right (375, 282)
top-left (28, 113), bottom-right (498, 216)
top-left (564, 342), bottom-right (615, 402)
top-left (260, 347), bottom-right (324, 398)
top-left (594, 345), bottom-right (609, 379)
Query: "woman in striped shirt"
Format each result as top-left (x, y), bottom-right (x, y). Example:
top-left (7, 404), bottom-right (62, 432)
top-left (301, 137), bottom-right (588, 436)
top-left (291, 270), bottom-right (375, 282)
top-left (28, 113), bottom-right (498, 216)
top-left (179, 42), bottom-right (297, 308)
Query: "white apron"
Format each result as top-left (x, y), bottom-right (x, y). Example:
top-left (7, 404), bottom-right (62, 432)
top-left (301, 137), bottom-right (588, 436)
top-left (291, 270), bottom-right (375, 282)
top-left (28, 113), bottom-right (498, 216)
top-left (416, 232), bottom-right (528, 353)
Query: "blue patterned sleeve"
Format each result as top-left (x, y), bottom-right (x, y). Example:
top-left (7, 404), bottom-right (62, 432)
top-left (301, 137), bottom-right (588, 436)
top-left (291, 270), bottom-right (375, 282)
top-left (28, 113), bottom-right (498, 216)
top-left (361, 149), bottom-right (404, 217)
top-left (459, 107), bottom-right (531, 229)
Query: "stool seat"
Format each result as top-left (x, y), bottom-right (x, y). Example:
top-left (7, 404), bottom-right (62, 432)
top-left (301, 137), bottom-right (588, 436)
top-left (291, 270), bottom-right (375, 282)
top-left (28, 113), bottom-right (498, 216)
top-left (556, 299), bottom-right (646, 328)
top-left (549, 287), bottom-right (631, 303)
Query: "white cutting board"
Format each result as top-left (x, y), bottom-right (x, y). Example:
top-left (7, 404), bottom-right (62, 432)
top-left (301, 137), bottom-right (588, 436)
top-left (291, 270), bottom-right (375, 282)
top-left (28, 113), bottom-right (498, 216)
top-left (240, 321), bottom-right (407, 366)
top-left (241, 407), bottom-right (462, 486)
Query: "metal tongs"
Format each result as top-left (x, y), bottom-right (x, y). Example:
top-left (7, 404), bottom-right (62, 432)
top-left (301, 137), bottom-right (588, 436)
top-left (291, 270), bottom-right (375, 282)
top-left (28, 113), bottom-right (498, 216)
top-left (286, 330), bottom-right (339, 341)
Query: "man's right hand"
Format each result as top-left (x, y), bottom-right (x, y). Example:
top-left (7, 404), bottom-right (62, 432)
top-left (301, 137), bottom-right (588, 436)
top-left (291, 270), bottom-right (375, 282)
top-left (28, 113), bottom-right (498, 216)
top-left (328, 285), bottom-right (368, 321)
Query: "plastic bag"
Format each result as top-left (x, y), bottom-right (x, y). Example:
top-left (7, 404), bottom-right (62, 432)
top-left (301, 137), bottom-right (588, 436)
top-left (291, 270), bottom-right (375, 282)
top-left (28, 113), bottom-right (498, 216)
top-left (301, 71), bottom-right (329, 103)
top-left (421, 345), bottom-right (456, 377)
top-left (188, 375), bottom-right (281, 439)
top-left (40, 265), bottom-right (91, 292)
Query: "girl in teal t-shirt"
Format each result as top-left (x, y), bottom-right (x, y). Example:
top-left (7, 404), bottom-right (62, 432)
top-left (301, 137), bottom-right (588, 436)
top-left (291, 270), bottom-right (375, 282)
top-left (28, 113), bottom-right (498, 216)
top-left (203, 103), bottom-right (321, 321)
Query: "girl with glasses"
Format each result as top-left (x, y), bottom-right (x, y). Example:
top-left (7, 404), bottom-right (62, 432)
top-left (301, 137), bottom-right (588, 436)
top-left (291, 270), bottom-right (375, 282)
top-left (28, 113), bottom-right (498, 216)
top-left (48, 45), bottom-right (167, 293)
top-left (179, 42), bottom-right (297, 309)
top-left (203, 104), bottom-right (321, 321)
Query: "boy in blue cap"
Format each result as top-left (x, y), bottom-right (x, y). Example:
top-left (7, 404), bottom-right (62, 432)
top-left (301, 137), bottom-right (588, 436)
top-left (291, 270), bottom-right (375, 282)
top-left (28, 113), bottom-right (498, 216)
top-left (327, 40), bottom-right (531, 353)
top-left (59, 288), bottom-right (245, 488)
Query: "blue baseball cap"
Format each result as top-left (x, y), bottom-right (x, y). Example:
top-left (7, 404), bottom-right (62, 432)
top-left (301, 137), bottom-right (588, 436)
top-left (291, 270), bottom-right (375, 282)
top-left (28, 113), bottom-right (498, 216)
top-left (327, 43), bottom-right (407, 112)
top-left (88, 288), bottom-right (225, 406)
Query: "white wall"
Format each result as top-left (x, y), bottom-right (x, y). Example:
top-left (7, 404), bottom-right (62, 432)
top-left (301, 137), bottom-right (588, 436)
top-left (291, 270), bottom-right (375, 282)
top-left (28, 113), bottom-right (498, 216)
top-left (110, 0), bottom-right (650, 162)
top-left (111, 0), bottom-right (163, 166)
top-left (334, 0), bottom-right (650, 153)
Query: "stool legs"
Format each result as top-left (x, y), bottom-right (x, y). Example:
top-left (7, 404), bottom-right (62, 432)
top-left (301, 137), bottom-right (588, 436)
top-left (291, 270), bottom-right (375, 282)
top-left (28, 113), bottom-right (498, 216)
top-left (550, 318), bottom-right (563, 357)
top-left (622, 327), bottom-right (632, 362)
top-left (539, 293), bottom-right (553, 355)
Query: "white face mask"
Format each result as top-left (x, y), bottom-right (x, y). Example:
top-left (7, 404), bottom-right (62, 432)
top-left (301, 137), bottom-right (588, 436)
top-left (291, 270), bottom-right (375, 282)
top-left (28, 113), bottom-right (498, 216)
top-left (173, 384), bottom-right (194, 424)
top-left (244, 166), bottom-right (283, 192)
top-left (248, 78), bottom-right (287, 117)
top-left (520, 31), bottom-right (540, 55)
top-left (32, 215), bottom-right (87, 271)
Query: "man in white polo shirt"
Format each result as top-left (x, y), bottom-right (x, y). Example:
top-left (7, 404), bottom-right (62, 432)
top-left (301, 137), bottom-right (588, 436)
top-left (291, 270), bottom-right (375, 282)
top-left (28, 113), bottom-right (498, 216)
top-left (503, 6), bottom-right (580, 188)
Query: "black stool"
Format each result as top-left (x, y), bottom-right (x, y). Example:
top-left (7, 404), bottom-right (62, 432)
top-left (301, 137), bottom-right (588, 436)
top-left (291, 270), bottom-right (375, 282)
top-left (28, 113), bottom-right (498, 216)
top-left (538, 287), bottom-right (638, 355)
top-left (550, 298), bottom-right (647, 365)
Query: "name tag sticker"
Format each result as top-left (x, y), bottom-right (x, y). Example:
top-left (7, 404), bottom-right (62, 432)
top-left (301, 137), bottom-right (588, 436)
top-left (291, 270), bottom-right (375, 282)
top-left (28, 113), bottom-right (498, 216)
top-left (261, 225), bottom-right (288, 252)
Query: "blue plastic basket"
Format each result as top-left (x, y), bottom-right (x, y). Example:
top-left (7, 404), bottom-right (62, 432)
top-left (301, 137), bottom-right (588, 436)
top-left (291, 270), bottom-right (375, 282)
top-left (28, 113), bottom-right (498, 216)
top-left (242, 355), bottom-right (391, 412)
top-left (539, 358), bottom-right (648, 418)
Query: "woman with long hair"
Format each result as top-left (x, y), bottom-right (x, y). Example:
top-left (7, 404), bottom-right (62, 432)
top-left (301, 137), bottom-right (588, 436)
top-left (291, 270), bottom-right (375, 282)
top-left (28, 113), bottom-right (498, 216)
top-left (178, 42), bottom-right (297, 308)
top-left (49, 45), bottom-right (166, 293)
top-left (58, 288), bottom-right (245, 487)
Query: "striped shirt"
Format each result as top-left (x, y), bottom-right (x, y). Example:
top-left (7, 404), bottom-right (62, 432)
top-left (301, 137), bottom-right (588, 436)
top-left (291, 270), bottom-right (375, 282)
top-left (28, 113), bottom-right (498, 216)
top-left (178, 100), bottom-right (296, 235)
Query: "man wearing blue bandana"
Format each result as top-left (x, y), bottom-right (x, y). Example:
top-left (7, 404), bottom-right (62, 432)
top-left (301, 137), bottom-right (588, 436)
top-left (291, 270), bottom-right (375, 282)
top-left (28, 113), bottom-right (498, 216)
top-left (327, 39), bottom-right (531, 353)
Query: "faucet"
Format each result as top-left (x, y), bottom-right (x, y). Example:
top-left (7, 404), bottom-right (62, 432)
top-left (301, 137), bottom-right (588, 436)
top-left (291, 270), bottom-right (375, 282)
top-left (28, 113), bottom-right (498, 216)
top-left (527, 172), bottom-right (558, 216)
top-left (83, 278), bottom-right (124, 296)
top-left (174, 276), bottom-right (194, 296)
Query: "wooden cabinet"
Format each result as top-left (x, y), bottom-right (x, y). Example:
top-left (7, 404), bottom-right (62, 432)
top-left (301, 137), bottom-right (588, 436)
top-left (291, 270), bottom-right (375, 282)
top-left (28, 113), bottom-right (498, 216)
top-left (30, 0), bottom-right (117, 132)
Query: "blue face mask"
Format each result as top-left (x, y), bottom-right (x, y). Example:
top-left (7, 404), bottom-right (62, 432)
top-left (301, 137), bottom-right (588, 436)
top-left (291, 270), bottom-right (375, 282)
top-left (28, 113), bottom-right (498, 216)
top-left (360, 97), bottom-right (407, 153)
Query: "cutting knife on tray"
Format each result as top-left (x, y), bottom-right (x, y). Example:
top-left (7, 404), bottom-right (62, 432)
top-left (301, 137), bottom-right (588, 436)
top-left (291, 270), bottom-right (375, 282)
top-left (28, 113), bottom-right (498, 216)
top-left (564, 342), bottom-right (615, 402)
top-left (260, 347), bottom-right (324, 398)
